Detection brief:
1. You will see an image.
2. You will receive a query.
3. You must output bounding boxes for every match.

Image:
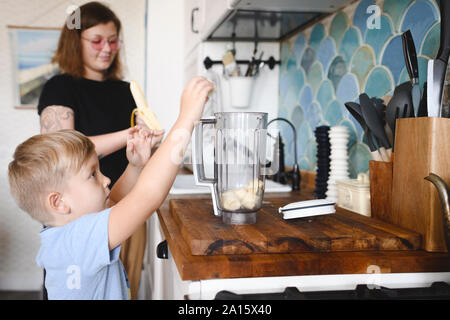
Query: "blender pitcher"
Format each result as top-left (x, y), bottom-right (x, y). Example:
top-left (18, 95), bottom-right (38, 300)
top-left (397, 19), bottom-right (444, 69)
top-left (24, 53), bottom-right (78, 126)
top-left (193, 112), bottom-right (268, 225)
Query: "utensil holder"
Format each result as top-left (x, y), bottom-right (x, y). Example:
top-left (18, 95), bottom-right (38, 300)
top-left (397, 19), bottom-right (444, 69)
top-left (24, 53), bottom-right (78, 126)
top-left (228, 76), bottom-right (254, 108)
top-left (391, 117), bottom-right (450, 252)
top-left (369, 160), bottom-right (393, 223)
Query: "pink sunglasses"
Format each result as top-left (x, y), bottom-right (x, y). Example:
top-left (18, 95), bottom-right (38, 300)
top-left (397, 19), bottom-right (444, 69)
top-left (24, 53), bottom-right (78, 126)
top-left (81, 37), bottom-right (122, 51)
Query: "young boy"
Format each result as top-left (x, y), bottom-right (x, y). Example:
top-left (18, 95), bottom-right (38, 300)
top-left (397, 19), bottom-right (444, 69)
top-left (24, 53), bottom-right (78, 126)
top-left (8, 77), bottom-right (214, 299)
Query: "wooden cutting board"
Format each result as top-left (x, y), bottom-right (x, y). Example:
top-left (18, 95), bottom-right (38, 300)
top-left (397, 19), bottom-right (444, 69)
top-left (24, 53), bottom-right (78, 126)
top-left (170, 198), bottom-right (422, 256)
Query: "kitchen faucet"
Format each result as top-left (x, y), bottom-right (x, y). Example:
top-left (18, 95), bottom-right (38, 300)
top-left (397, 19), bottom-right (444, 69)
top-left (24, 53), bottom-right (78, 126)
top-left (267, 118), bottom-right (301, 191)
top-left (425, 173), bottom-right (450, 251)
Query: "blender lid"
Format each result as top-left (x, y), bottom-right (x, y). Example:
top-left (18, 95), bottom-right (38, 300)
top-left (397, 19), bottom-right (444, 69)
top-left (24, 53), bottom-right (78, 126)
top-left (279, 199), bottom-right (335, 219)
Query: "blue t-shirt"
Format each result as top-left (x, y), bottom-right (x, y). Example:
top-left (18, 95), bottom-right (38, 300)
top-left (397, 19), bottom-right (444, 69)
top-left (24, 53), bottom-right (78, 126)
top-left (36, 208), bottom-right (130, 300)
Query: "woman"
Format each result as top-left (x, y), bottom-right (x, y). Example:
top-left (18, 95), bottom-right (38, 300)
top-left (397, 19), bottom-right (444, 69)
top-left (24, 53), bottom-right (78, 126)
top-left (37, 2), bottom-right (162, 299)
top-left (39, 2), bottom-right (164, 184)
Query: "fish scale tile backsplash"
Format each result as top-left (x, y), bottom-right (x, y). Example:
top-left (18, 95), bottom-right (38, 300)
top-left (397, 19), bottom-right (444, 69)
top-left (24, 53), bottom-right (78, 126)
top-left (278, 0), bottom-right (441, 178)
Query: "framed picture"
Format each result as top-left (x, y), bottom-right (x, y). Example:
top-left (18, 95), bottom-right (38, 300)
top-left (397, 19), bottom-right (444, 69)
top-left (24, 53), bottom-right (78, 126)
top-left (8, 26), bottom-right (61, 109)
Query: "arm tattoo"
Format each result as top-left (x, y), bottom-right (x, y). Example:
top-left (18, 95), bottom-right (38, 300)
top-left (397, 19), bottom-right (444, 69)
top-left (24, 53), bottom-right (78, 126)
top-left (40, 107), bottom-right (74, 133)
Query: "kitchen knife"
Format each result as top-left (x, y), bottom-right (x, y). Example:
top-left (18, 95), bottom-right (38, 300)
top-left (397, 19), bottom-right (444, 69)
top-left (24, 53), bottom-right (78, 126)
top-left (427, 59), bottom-right (439, 116)
top-left (442, 62), bottom-right (450, 118)
top-left (417, 82), bottom-right (428, 117)
top-left (427, 0), bottom-right (450, 117)
top-left (402, 30), bottom-right (420, 117)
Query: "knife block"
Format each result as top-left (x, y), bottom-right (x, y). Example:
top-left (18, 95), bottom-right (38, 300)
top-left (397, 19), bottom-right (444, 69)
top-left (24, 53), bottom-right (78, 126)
top-left (391, 117), bottom-right (450, 252)
top-left (369, 160), bottom-right (393, 224)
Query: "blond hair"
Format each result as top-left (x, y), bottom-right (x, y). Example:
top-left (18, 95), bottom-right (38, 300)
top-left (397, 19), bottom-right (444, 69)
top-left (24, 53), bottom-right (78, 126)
top-left (8, 130), bottom-right (95, 225)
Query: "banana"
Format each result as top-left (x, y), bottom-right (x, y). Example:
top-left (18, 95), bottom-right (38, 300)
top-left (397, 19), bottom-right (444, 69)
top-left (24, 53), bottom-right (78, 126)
top-left (130, 80), bottom-right (162, 130)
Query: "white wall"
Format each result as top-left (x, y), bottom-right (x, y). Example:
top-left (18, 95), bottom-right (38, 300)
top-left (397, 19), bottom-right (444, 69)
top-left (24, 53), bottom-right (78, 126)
top-left (146, 0), bottom-right (185, 132)
top-left (0, 0), bottom-right (146, 291)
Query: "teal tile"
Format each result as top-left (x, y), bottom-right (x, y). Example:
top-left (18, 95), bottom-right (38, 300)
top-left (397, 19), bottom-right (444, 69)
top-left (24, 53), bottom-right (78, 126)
top-left (401, 0), bottom-right (439, 49)
top-left (305, 139), bottom-right (318, 171)
top-left (297, 121), bottom-right (312, 161)
top-left (291, 105), bottom-right (304, 129)
top-left (278, 0), bottom-right (439, 175)
top-left (330, 12), bottom-right (349, 47)
top-left (421, 23), bottom-right (440, 59)
top-left (383, 0), bottom-right (414, 32)
top-left (381, 35), bottom-right (404, 84)
top-left (324, 100), bottom-right (343, 127)
top-left (287, 68), bottom-right (305, 95)
top-left (281, 87), bottom-right (298, 109)
top-left (363, 66), bottom-right (394, 98)
top-left (365, 15), bottom-right (393, 63)
top-left (339, 27), bottom-right (361, 63)
top-left (348, 142), bottom-right (373, 177)
top-left (348, 162), bottom-right (358, 179)
top-left (281, 122), bottom-right (295, 163)
top-left (336, 73), bottom-right (360, 104)
top-left (286, 55), bottom-right (298, 74)
top-left (317, 79), bottom-right (335, 111)
top-left (293, 34), bottom-right (307, 65)
top-left (307, 62), bottom-right (324, 95)
top-left (299, 85), bottom-right (314, 109)
top-left (317, 37), bottom-right (336, 74)
top-left (303, 102), bottom-right (322, 130)
top-left (327, 56), bottom-right (347, 90)
top-left (350, 45), bottom-right (375, 89)
top-left (301, 47), bottom-right (316, 74)
top-left (279, 73), bottom-right (292, 98)
top-left (309, 24), bottom-right (325, 52)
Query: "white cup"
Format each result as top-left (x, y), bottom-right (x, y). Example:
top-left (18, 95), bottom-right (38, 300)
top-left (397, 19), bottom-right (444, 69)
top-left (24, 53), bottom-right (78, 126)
top-left (228, 76), bottom-right (255, 108)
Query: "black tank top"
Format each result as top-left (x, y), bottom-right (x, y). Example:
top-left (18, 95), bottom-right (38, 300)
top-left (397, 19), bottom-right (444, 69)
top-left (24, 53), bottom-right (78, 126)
top-left (38, 74), bottom-right (136, 186)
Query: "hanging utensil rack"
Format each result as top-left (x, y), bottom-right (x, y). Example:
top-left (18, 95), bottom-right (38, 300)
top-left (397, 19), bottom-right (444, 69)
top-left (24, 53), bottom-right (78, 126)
top-left (203, 56), bottom-right (280, 70)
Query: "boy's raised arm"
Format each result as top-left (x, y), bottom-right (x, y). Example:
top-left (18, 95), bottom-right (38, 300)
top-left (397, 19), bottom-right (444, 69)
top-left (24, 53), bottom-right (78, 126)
top-left (108, 77), bottom-right (214, 250)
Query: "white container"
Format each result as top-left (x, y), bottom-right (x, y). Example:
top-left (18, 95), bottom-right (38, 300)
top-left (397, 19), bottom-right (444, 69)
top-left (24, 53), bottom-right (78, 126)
top-left (326, 125), bottom-right (350, 202)
top-left (228, 76), bottom-right (254, 108)
top-left (336, 173), bottom-right (371, 217)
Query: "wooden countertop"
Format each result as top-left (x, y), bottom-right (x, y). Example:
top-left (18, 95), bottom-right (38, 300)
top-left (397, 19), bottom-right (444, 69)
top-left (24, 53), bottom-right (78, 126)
top-left (157, 173), bottom-right (450, 281)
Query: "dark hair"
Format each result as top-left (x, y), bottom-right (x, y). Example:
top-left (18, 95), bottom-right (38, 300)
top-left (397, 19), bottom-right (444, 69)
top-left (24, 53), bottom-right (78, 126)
top-left (52, 2), bottom-right (123, 80)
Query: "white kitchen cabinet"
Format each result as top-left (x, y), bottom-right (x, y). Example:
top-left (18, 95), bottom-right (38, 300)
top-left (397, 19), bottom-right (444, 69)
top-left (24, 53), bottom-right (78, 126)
top-left (184, 0), bottom-right (205, 59)
top-left (143, 213), bottom-right (197, 300)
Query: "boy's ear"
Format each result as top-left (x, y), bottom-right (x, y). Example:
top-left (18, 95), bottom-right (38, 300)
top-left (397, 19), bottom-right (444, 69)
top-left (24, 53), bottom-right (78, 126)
top-left (47, 192), bottom-right (70, 215)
